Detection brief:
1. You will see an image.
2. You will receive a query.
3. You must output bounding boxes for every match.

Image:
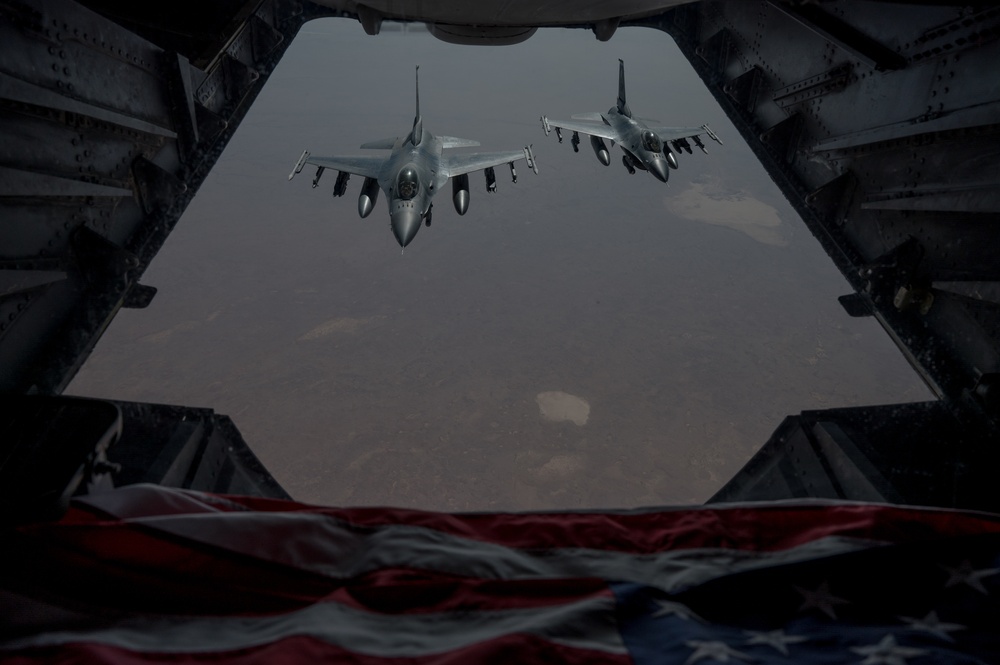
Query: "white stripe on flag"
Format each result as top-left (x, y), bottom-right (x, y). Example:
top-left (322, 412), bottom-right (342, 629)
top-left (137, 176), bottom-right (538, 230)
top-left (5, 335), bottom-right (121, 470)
top-left (2, 593), bottom-right (626, 657)
top-left (73, 487), bottom-right (879, 593)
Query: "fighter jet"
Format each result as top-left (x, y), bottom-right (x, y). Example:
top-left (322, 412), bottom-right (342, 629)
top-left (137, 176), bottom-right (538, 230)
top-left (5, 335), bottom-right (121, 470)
top-left (289, 66), bottom-right (537, 249)
top-left (540, 59), bottom-right (721, 183)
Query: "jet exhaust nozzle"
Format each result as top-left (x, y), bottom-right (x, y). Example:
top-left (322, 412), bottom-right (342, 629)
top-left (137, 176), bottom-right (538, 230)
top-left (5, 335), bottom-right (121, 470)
top-left (452, 173), bottom-right (470, 215)
top-left (358, 177), bottom-right (379, 218)
top-left (590, 135), bottom-right (610, 166)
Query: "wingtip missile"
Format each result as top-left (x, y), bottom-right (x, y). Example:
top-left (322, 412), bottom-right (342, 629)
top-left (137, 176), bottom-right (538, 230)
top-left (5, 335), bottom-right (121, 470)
top-left (702, 124), bottom-right (723, 145)
top-left (523, 145), bottom-right (538, 175)
top-left (288, 149), bottom-right (310, 180)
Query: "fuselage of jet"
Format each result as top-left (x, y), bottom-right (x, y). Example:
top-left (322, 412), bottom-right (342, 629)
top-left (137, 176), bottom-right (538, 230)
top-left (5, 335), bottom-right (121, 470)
top-left (371, 129), bottom-right (450, 247)
top-left (600, 109), bottom-right (672, 183)
top-left (540, 58), bottom-right (720, 187)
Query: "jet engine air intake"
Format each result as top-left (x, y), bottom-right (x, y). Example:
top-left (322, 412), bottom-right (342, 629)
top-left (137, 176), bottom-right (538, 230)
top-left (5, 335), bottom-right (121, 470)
top-left (622, 154), bottom-right (636, 175)
top-left (358, 177), bottom-right (379, 218)
top-left (590, 135), bottom-right (611, 166)
top-left (453, 173), bottom-right (470, 214)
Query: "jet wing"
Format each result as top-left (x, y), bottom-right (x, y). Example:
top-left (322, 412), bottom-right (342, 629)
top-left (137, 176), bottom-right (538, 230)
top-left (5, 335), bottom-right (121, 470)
top-left (649, 124), bottom-right (723, 145)
top-left (570, 112), bottom-right (605, 122)
top-left (441, 150), bottom-right (530, 178)
top-left (439, 136), bottom-right (481, 149)
top-left (288, 151), bottom-right (384, 181)
top-left (541, 117), bottom-right (618, 141)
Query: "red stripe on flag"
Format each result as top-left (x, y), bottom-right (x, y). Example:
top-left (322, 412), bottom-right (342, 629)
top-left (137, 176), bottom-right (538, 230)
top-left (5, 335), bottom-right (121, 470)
top-left (2, 633), bottom-right (633, 665)
top-left (316, 503), bottom-right (1000, 552)
top-left (67, 487), bottom-right (1000, 555)
top-left (340, 570), bottom-right (615, 614)
top-left (9, 522), bottom-right (616, 616)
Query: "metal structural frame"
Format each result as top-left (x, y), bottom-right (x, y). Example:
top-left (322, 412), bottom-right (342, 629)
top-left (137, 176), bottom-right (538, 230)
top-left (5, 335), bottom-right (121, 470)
top-left (1, 0), bottom-right (999, 511)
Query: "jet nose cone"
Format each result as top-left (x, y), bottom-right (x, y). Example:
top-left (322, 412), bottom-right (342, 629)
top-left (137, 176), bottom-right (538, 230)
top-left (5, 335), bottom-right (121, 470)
top-left (391, 207), bottom-right (422, 248)
top-left (650, 158), bottom-right (669, 183)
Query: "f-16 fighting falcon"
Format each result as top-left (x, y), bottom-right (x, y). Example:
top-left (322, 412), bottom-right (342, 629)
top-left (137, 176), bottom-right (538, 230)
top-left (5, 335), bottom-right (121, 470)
top-left (541, 59), bottom-right (721, 183)
top-left (289, 66), bottom-right (537, 249)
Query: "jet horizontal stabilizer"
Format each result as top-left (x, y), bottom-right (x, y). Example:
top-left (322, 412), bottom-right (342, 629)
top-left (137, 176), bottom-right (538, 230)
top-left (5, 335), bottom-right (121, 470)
top-left (440, 136), bottom-right (481, 149)
top-left (359, 138), bottom-right (398, 150)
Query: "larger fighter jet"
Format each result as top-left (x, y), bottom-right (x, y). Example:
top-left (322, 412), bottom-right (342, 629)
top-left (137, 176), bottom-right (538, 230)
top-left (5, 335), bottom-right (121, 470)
top-left (541, 59), bottom-right (721, 183)
top-left (289, 67), bottom-right (537, 249)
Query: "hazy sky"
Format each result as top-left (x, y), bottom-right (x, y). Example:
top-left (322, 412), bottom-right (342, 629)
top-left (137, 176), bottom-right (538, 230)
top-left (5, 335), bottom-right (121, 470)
top-left (69, 19), bottom-right (931, 510)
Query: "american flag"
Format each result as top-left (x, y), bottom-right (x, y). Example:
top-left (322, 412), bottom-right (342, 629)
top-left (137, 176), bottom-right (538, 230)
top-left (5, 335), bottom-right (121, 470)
top-left (3, 484), bottom-right (999, 663)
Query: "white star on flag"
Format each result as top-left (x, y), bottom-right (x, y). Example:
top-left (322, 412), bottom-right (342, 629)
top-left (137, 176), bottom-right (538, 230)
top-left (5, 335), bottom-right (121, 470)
top-left (744, 628), bottom-right (807, 655)
top-left (651, 599), bottom-right (704, 622)
top-left (898, 610), bottom-right (965, 642)
top-left (942, 559), bottom-right (998, 594)
top-left (796, 581), bottom-right (849, 619)
top-left (851, 634), bottom-right (926, 665)
top-left (684, 640), bottom-right (752, 664)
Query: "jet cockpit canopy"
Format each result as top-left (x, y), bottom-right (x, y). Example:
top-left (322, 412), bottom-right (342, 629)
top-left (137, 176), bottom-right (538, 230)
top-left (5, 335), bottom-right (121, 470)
top-left (397, 166), bottom-right (419, 200)
top-left (641, 131), bottom-right (662, 153)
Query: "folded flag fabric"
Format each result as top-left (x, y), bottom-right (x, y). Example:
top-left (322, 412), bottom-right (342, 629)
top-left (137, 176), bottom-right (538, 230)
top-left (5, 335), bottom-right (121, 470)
top-left (3, 484), bottom-right (999, 663)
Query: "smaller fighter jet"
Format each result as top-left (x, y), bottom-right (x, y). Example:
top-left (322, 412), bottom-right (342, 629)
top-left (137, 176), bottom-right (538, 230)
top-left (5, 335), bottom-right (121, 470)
top-left (289, 67), bottom-right (537, 249)
top-left (540, 59), bottom-right (721, 183)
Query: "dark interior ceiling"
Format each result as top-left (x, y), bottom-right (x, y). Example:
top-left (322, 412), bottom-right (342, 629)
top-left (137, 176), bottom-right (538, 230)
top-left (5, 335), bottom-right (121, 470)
top-left (1, 0), bottom-right (998, 520)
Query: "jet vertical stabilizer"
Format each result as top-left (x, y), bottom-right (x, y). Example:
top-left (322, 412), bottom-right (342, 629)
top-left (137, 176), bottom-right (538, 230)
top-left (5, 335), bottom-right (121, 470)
top-left (410, 65), bottom-right (423, 146)
top-left (617, 58), bottom-right (631, 118)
